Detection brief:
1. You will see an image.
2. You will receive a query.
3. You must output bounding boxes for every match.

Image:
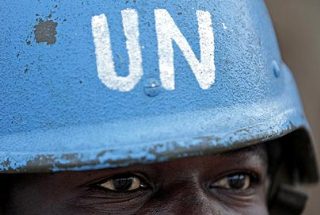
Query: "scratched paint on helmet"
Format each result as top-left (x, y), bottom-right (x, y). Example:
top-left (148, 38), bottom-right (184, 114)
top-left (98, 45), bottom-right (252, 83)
top-left (1, 0), bottom-right (282, 135)
top-left (0, 0), bottom-right (318, 183)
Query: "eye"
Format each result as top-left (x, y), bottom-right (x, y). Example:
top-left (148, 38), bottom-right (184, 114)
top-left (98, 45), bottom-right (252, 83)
top-left (210, 173), bottom-right (258, 190)
top-left (97, 174), bottom-right (148, 192)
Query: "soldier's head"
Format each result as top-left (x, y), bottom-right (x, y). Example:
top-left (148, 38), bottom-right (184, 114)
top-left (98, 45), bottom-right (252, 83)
top-left (0, 0), bottom-right (318, 214)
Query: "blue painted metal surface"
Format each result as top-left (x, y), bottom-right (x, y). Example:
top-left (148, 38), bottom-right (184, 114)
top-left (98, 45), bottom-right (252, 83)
top-left (0, 0), bottom-right (318, 181)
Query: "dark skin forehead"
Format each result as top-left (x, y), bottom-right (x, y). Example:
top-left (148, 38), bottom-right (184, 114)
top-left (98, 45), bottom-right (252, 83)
top-left (4, 145), bottom-right (268, 215)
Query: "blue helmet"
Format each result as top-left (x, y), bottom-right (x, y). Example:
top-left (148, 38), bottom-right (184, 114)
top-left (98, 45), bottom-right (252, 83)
top-left (0, 0), bottom-right (318, 184)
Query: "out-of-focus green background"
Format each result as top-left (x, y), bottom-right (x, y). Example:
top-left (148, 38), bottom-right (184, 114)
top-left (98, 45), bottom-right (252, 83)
top-left (265, 1), bottom-right (320, 214)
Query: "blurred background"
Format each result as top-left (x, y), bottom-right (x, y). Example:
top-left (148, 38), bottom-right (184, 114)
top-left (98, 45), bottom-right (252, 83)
top-left (265, 0), bottom-right (320, 214)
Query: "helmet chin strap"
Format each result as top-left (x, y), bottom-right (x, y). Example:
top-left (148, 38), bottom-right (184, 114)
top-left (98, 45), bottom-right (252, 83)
top-left (266, 140), bottom-right (308, 215)
top-left (267, 158), bottom-right (308, 214)
top-left (269, 185), bottom-right (308, 215)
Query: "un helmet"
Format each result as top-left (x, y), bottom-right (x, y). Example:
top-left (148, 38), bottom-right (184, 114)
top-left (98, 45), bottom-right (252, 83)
top-left (0, 0), bottom-right (318, 190)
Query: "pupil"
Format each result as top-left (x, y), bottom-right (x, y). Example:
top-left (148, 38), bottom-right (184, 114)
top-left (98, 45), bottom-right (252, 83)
top-left (228, 174), bottom-right (246, 189)
top-left (113, 177), bottom-right (133, 191)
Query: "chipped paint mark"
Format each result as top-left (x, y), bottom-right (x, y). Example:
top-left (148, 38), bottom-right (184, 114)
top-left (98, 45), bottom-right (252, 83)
top-left (222, 22), bottom-right (227, 30)
top-left (61, 153), bottom-right (80, 162)
top-left (26, 155), bottom-right (55, 167)
top-left (24, 65), bottom-right (29, 74)
top-left (96, 150), bottom-right (107, 158)
top-left (0, 159), bottom-right (11, 169)
top-left (34, 20), bottom-right (58, 45)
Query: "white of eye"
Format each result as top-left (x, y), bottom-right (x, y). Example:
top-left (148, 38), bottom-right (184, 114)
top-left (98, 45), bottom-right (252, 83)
top-left (99, 176), bottom-right (142, 191)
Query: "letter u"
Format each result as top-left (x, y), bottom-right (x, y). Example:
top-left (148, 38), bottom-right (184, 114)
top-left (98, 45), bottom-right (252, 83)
top-left (92, 9), bottom-right (143, 92)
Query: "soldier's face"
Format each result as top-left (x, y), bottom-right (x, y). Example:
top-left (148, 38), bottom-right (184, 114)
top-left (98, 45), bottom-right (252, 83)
top-left (5, 146), bottom-right (268, 215)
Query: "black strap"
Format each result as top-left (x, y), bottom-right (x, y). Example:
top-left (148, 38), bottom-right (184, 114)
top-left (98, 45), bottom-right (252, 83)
top-left (269, 185), bottom-right (308, 215)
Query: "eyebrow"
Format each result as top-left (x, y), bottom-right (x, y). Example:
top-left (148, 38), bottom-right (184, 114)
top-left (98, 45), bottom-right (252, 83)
top-left (220, 143), bottom-right (268, 164)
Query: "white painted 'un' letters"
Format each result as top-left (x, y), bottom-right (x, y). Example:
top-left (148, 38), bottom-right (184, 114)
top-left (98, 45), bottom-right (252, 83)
top-left (92, 9), bottom-right (215, 92)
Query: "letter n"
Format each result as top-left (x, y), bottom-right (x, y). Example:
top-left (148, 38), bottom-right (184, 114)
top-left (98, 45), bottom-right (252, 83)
top-left (155, 9), bottom-right (215, 90)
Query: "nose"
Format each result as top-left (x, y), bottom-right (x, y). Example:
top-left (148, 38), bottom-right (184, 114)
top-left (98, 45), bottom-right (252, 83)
top-left (140, 182), bottom-right (223, 215)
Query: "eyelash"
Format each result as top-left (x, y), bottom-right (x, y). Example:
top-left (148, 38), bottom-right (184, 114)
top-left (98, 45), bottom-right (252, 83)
top-left (218, 170), bottom-right (260, 182)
